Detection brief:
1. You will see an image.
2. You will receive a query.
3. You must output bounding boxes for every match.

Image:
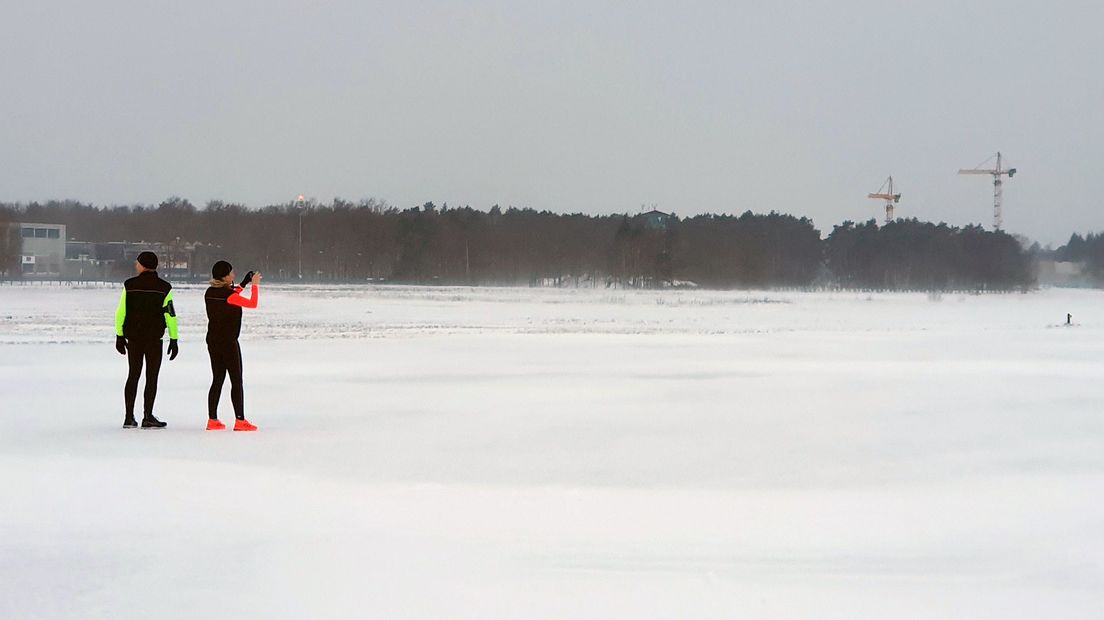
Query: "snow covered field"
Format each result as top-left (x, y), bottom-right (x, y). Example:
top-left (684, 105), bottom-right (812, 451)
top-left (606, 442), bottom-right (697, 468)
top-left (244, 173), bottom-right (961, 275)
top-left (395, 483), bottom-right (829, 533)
top-left (2, 284), bottom-right (1104, 618)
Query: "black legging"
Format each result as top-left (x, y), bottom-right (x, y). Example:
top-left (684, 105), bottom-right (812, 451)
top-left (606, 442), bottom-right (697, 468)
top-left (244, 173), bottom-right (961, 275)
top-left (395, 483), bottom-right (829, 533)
top-left (208, 341), bottom-right (244, 420)
top-left (125, 338), bottom-right (163, 418)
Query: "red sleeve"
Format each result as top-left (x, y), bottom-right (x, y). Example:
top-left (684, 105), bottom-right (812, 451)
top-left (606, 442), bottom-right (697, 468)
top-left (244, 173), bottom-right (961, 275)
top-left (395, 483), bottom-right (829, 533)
top-left (227, 284), bottom-right (259, 309)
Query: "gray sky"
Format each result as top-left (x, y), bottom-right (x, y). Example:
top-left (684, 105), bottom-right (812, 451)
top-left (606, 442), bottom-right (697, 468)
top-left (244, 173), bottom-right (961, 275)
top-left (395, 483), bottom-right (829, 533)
top-left (2, 0), bottom-right (1101, 245)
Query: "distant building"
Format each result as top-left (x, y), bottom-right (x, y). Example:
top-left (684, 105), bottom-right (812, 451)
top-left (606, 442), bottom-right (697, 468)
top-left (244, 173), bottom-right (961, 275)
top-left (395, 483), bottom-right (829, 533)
top-left (64, 239), bottom-right (205, 281)
top-left (641, 209), bottom-right (672, 230)
top-left (63, 241), bottom-right (127, 281)
top-left (1037, 259), bottom-right (1091, 288)
top-left (4, 221), bottom-right (209, 281)
top-left (16, 223), bottom-right (66, 278)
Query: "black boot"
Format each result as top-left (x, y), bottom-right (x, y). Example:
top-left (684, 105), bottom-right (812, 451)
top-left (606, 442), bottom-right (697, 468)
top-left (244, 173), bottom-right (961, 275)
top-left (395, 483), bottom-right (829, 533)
top-left (141, 415), bottom-right (167, 429)
top-left (123, 416), bottom-right (138, 429)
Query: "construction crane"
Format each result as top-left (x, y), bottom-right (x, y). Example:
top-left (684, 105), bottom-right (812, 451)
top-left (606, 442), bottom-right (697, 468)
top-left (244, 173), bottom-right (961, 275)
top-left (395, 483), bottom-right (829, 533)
top-left (958, 152), bottom-right (1017, 231)
top-left (867, 176), bottom-right (901, 224)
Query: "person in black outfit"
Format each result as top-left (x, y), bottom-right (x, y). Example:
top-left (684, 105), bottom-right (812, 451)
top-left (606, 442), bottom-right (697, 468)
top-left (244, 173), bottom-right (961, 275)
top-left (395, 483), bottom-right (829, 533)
top-left (204, 260), bottom-right (261, 431)
top-left (114, 251), bottom-right (179, 428)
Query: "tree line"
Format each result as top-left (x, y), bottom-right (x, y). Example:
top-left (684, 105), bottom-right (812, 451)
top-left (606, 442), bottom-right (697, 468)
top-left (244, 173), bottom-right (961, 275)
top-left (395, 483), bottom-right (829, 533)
top-left (1, 199), bottom-right (1035, 290)
top-left (825, 219), bottom-right (1033, 291)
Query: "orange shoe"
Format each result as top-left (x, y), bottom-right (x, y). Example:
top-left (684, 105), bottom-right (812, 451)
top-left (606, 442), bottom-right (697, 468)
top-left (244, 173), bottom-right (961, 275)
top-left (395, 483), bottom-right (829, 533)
top-left (233, 419), bottom-right (258, 432)
top-left (206, 419), bottom-right (226, 431)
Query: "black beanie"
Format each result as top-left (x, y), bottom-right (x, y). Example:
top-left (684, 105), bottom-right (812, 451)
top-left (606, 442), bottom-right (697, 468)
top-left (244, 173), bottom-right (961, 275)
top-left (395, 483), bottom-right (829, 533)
top-left (212, 260), bottom-right (232, 279)
top-left (136, 251), bottom-right (158, 270)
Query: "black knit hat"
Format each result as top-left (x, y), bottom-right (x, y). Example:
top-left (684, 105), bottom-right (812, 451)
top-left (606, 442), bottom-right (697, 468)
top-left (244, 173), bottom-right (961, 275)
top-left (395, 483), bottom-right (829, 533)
top-left (136, 251), bottom-right (158, 270)
top-left (212, 260), bottom-right (232, 279)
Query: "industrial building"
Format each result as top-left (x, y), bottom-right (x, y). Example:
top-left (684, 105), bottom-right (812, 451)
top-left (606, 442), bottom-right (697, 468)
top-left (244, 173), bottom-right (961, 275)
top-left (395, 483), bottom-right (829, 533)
top-left (3, 222), bottom-right (206, 281)
top-left (16, 222), bottom-right (66, 278)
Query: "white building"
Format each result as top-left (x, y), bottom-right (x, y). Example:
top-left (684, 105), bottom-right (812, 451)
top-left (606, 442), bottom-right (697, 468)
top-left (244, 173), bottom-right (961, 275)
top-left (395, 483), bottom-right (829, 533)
top-left (16, 222), bottom-right (67, 278)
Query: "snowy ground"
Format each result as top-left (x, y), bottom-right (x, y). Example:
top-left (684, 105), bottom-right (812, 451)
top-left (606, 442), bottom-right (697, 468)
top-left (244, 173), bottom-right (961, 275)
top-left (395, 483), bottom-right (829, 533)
top-left (2, 283), bottom-right (1104, 618)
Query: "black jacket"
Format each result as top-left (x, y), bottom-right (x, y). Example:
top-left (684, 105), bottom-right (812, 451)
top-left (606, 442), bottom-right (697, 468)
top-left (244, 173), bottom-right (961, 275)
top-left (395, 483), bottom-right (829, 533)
top-left (117, 271), bottom-right (176, 341)
top-left (205, 285), bottom-right (243, 344)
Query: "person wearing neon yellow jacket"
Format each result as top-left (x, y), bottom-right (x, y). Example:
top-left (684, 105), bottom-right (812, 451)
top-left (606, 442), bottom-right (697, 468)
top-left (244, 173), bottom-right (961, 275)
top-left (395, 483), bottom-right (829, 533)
top-left (115, 251), bottom-right (179, 428)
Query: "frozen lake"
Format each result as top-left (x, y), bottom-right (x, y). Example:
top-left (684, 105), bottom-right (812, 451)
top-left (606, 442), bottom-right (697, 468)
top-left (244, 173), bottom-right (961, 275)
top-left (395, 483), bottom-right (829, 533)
top-left (2, 284), bottom-right (1103, 618)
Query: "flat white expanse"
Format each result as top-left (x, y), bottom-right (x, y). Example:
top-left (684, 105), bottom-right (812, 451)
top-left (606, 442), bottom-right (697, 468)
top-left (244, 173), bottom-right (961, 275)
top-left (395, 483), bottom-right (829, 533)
top-left (2, 284), bottom-right (1103, 618)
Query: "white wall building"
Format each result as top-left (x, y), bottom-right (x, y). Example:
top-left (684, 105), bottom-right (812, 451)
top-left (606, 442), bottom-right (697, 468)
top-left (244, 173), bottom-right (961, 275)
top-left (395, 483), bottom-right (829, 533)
top-left (17, 223), bottom-right (67, 278)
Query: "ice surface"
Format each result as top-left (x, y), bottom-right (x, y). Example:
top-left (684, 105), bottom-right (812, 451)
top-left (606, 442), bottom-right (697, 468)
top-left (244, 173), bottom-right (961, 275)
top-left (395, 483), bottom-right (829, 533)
top-left (2, 284), bottom-right (1103, 618)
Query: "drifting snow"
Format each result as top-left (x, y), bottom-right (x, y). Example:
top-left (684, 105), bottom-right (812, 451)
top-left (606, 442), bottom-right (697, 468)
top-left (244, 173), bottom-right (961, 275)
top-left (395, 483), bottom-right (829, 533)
top-left (2, 284), bottom-right (1103, 618)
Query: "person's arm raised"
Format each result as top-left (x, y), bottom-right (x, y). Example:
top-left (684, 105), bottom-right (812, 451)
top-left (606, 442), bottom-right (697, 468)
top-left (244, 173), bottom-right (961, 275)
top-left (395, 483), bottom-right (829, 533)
top-left (227, 273), bottom-right (260, 309)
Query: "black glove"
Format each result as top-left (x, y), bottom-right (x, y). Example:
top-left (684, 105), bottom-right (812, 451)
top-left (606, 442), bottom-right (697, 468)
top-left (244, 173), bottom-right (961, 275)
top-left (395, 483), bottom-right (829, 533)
top-left (167, 339), bottom-right (179, 361)
top-left (240, 271), bottom-right (255, 287)
top-left (115, 335), bottom-right (127, 355)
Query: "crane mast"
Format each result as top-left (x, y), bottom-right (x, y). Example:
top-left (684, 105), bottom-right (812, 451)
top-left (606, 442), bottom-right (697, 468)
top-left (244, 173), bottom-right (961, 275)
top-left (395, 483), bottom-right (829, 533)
top-left (867, 176), bottom-right (901, 224)
top-left (958, 152), bottom-right (1017, 231)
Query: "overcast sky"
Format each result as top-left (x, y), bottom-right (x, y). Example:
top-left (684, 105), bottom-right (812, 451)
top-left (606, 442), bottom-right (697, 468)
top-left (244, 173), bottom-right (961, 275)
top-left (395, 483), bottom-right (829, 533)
top-left (2, 0), bottom-right (1101, 245)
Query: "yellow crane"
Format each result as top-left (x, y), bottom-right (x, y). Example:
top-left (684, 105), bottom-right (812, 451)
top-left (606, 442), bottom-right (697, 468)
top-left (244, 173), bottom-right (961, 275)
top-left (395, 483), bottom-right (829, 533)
top-left (867, 176), bottom-right (901, 224)
top-left (958, 152), bottom-right (1017, 231)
